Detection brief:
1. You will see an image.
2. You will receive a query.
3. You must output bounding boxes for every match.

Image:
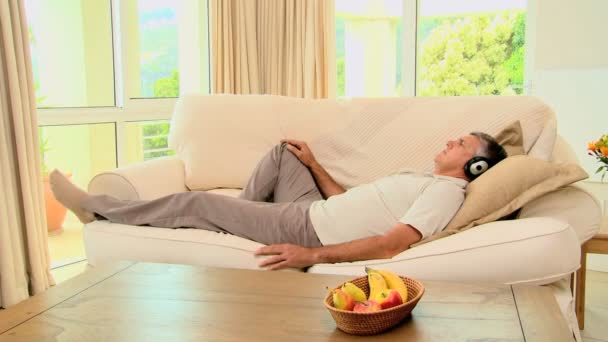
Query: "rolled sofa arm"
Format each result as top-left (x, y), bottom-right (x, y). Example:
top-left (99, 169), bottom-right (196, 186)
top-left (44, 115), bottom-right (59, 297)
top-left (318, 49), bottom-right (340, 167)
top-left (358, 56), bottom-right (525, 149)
top-left (518, 185), bottom-right (602, 243)
top-left (309, 217), bottom-right (580, 286)
top-left (88, 156), bottom-right (189, 200)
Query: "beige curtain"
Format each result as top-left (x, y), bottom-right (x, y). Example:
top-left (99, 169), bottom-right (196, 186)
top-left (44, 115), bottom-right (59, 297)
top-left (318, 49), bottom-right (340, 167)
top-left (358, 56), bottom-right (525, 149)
top-left (0, 0), bottom-right (54, 308)
top-left (211, 0), bottom-right (336, 98)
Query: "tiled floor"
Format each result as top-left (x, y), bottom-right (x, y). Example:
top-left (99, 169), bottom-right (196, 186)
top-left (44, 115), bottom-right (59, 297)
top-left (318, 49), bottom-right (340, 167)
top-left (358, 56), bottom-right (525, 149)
top-left (50, 260), bottom-right (89, 284)
top-left (582, 270), bottom-right (608, 342)
top-left (47, 212), bottom-right (86, 269)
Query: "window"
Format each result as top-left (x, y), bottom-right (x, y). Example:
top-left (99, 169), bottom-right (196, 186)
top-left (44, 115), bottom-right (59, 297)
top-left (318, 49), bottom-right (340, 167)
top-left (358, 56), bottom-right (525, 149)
top-left (124, 120), bottom-right (175, 165)
top-left (129, 1), bottom-right (179, 98)
top-left (40, 123), bottom-right (116, 265)
top-left (25, 0), bottom-right (115, 108)
top-left (39, 124), bottom-right (117, 189)
top-left (417, 0), bottom-right (527, 96)
top-left (25, 0), bottom-right (210, 166)
top-left (335, 0), bottom-right (403, 97)
top-left (335, 0), bottom-right (527, 97)
top-left (125, 0), bottom-right (210, 99)
top-left (26, 0), bottom-right (210, 271)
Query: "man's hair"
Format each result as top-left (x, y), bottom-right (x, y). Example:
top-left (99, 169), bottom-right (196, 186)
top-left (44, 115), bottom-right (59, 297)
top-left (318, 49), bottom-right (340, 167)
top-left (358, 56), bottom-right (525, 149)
top-left (470, 132), bottom-right (508, 167)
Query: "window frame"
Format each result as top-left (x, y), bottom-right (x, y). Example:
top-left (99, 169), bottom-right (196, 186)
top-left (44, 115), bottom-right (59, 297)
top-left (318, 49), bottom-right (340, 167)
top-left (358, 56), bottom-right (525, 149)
top-left (37, 0), bottom-right (537, 166)
top-left (337, 0), bottom-right (535, 98)
top-left (36, 0), bottom-right (210, 168)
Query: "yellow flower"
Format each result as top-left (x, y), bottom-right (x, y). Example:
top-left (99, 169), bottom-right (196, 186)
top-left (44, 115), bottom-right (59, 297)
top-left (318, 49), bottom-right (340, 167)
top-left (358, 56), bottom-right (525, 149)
top-left (601, 146), bottom-right (608, 157)
top-left (588, 142), bottom-right (597, 151)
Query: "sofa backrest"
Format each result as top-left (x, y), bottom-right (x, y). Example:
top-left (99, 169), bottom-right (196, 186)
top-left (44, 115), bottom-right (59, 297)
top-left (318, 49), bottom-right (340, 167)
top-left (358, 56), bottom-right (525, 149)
top-left (169, 94), bottom-right (557, 191)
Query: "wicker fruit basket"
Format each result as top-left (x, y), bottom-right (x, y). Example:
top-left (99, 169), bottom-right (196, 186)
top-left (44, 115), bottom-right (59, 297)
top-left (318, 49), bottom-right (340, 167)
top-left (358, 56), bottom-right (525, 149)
top-left (324, 275), bottom-right (425, 335)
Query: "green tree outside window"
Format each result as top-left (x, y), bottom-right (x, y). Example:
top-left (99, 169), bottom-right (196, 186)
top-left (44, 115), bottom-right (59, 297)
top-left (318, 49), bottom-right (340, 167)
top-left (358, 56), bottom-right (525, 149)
top-left (153, 70), bottom-right (179, 98)
top-left (418, 12), bottom-right (526, 96)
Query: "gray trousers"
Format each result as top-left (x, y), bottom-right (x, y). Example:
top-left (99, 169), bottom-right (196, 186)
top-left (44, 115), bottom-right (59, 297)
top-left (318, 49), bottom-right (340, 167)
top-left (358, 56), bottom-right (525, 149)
top-left (82, 144), bottom-right (324, 247)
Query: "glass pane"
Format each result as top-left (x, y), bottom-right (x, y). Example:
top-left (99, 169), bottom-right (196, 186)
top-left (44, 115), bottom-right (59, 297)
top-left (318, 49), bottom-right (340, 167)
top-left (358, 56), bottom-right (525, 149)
top-left (127, 1), bottom-right (210, 98)
top-left (417, 0), bottom-right (527, 96)
top-left (39, 123), bottom-right (117, 266)
top-left (136, 1), bottom-right (179, 98)
top-left (25, 0), bottom-right (115, 108)
top-left (336, 0), bottom-right (403, 97)
top-left (124, 120), bottom-right (175, 165)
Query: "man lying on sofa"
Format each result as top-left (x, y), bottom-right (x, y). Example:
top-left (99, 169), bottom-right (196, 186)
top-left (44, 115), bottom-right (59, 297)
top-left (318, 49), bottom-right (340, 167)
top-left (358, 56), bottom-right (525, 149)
top-left (50, 132), bottom-right (507, 270)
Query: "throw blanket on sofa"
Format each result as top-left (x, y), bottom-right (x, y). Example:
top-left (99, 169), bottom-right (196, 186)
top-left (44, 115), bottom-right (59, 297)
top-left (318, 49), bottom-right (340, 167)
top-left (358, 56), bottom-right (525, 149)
top-left (306, 96), bottom-right (556, 189)
top-left (170, 95), bottom-right (556, 191)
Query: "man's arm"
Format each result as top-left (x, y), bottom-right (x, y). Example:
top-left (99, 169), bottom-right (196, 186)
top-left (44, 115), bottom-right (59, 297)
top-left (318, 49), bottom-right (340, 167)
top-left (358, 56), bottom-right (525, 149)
top-left (254, 223), bottom-right (422, 270)
top-left (281, 139), bottom-right (346, 198)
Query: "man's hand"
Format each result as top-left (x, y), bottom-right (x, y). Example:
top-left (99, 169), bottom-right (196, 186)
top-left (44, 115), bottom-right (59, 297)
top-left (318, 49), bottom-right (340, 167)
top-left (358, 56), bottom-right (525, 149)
top-left (281, 139), bottom-right (318, 168)
top-left (254, 224), bottom-right (421, 271)
top-left (254, 244), bottom-right (318, 270)
top-left (281, 138), bottom-right (346, 198)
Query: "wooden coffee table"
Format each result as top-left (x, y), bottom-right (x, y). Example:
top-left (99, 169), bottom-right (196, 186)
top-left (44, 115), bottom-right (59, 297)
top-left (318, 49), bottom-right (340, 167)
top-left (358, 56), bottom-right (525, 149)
top-left (0, 262), bottom-right (573, 341)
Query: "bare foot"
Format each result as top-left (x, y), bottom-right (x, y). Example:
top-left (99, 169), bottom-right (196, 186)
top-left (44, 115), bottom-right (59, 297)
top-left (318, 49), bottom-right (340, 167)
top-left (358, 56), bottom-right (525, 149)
top-left (49, 170), bottom-right (95, 224)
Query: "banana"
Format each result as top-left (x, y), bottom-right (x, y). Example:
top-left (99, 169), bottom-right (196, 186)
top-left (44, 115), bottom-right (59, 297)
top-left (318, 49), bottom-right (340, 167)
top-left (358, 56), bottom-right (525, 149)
top-left (368, 267), bottom-right (409, 302)
top-left (341, 282), bottom-right (366, 302)
top-left (366, 268), bottom-right (388, 301)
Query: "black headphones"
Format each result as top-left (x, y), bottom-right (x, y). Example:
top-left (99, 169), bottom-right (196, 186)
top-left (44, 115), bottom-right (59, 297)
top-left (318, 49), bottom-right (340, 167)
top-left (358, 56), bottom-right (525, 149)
top-left (464, 156), bottom-right (490, 180)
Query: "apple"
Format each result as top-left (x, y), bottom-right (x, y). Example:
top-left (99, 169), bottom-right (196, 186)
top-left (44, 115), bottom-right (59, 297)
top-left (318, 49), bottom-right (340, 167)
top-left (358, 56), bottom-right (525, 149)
top-left (332, 289), bottom-right (355, 311)
top-left (374, 289), bottom-right (403, 309)
top-left (353, 300), bottom-right (381, 313)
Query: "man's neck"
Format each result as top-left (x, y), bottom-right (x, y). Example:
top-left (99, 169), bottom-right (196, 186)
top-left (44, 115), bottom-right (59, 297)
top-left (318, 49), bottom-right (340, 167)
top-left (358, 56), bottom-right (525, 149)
top-left (433, 169), bottom-right (469, 181)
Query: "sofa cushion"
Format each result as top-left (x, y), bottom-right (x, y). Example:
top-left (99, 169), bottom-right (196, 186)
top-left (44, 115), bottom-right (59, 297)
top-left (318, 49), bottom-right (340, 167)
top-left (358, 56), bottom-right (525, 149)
top-left (494, 120), bottom-right (524, 157)
top-left (169, 95), bottom-right (556, 191)
top-left (83, 215), bottom-right (578, 286)
top-left (412, 155), bottom-right (588, 246)
top-left (83, 220), bottom-right (272, 270)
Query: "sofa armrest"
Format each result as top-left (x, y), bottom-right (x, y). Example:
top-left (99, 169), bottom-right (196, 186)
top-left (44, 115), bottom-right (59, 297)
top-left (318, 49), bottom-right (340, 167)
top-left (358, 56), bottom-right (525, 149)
top-left (308, 217), bottom-right (580, 286)
top-left (88, 156), bottom-right (189, 200)
top-left (518, 185), bottom-right (602, 243)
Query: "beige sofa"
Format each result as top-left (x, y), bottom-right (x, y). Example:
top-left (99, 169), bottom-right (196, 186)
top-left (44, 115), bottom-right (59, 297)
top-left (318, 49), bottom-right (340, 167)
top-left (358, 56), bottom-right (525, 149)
top-left (85, 94), bottom-right (601, 339)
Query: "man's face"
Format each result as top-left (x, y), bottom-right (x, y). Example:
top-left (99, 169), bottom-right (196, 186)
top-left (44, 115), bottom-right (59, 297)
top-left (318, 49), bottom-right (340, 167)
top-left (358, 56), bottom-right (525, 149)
top-left (434, 135), bottom-right (482, 172)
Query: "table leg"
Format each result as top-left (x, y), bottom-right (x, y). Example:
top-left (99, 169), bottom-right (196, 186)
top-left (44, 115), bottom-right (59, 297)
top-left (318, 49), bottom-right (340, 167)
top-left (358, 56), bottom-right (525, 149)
top-left (575, 243), bottom-right (588, 330)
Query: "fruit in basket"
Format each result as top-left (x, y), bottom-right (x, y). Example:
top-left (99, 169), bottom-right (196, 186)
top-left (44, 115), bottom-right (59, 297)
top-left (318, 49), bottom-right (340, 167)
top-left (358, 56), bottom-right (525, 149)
top-left (341, 282), bottom-right (366, 302)
top-left (324, 275), bottom-right (425, 336)
top-left (332, 289), bottom-right (355, 311)
top-left (374, 289), bottom-right (404, 309)
top-left (353, 300), bottom-right (382, 313)
top-left (366, 268), bottom-right (388, 300)
top-left (367, 267), bottom-right (409, 302)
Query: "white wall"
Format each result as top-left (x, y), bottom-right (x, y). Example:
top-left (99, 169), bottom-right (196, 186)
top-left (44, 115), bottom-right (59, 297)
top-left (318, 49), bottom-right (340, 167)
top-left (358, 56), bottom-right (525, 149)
top-left (527, 0), bottom-right (608, 271)
top-left (528, 0), bottom-right (608, 181)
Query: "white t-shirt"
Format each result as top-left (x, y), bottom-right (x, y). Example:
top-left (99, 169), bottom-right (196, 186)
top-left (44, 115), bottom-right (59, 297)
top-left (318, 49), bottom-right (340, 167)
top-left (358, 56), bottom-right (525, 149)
top-left (308, 171), bottom-right (468, 246)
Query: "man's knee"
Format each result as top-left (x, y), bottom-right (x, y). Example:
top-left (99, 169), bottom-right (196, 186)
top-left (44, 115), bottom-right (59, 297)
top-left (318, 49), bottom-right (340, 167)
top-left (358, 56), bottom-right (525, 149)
top-left (269, 142), bottom-right (290, 162)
